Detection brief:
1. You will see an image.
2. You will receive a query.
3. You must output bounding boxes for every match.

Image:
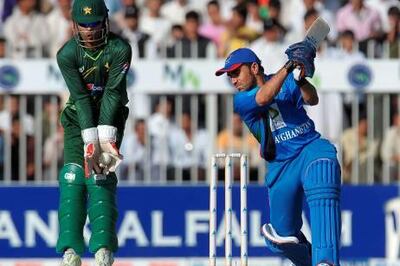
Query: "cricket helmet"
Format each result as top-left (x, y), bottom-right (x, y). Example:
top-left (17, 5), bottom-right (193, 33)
top-left (72, 0), bottom-right (109, 48)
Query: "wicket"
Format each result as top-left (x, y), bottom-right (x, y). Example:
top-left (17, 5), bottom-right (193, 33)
top-left (209, 153), bottom-right (248, 266)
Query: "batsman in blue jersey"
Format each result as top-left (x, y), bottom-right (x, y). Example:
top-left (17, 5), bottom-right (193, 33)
top-left (215, 46), bottom-right (341, 266)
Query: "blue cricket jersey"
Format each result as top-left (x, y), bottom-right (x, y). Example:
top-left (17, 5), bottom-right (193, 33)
top-left (233, 73), bottom-right (320, 162)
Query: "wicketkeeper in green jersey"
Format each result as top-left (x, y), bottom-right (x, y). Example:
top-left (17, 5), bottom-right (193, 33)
top-left (55, 0), bottom-right (132, 264)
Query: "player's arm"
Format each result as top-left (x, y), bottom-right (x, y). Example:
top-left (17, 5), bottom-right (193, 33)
top-left (255, 60), bottom-right (297, 106)
top-left (97, 43), bottom-right (132, 174)
top-left (98, 44), bottom-right (132, 125)
top-left (297, 79), bottom-right (319, 106)
top-left (56, 49), bottom-right (97, 129)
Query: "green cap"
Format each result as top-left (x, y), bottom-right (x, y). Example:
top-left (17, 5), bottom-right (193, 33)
top-left (72, 0), bottom-right (108, 24)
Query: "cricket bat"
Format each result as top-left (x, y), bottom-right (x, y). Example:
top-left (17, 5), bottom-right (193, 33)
top-left (293, 16), bottom-right (330, 80)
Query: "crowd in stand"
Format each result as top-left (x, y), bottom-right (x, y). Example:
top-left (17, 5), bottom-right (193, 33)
top-left (0, 0), bottom-right (399, 59)
top-left (0, 0), bottom-right (399, 183)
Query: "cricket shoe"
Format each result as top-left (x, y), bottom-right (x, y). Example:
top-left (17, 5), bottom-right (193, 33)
top-left (95, 248), bottom-right (114, 266)
top-left (61, 248), bottom-right (81, 266)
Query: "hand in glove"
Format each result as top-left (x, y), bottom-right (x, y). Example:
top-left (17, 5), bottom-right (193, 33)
top-left (285, 40), bottom-right (316, 78)
top-left (82, 127), bottom-right (102, 177)
top-left (97, 125), bottom-right (123, 175)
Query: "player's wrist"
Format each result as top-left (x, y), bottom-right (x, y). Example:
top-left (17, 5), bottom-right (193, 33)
top-left (98, 125), bottom-right (117, 143)
top-left (295, 78), bottom-right (307, 87)
top-left (283, 60), bottom-right (296, 73)
top-left (81, 127), bottom-right (98, 144)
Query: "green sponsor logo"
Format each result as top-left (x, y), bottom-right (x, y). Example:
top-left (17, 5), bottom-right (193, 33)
top-left (163, 64), bottom-right (200, 90)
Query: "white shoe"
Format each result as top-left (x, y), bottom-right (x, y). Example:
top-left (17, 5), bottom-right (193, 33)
top-left (95, 248), bottom-right (114, 266)
top-left (61, 248), bottom-right (81, 266)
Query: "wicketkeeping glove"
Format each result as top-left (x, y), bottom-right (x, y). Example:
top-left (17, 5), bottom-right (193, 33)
top-left (285, 40), bottom-right (316, 77)
top-left (97, 125), bottom-right (123, 175)
top-left (82, 127), bottom-right (102, 177)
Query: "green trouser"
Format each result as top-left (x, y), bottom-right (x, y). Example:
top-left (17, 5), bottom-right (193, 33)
top-left (56, 106), bottom-right (128, 255)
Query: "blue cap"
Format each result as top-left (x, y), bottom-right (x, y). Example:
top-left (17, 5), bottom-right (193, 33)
top-left (215, 48), bottom-right (261, 76)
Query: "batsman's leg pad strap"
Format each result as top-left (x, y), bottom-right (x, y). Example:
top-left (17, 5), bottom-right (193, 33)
top-left (262, 223), bottom-right (312, 266)
top-left (56, 164), bottom-right (87, 254)
top-left (304, 159), bottom-right (341, 266)
top-left (87, 182), bottom-right (118, 253)
top-left (86, 172), bottom-right (118, 186)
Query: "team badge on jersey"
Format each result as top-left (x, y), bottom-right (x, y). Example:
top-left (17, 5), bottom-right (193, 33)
top-left (269, 103), bottom-right (286, 131)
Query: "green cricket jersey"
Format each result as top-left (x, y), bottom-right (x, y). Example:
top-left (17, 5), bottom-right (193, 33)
top-left (57, 32), bottom-right (132, 130)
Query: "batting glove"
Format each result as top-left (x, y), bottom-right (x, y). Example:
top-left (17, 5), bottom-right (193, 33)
top-left (82, 127), bottom-right (102, 177)
top-left (97, 125), bottom-right (123, 175)
top-left (285, 40), bottom-right (316, 77)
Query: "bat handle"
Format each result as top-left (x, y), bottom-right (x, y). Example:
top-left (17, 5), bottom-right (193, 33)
top-left (292, 67), bottom-right (302, 81)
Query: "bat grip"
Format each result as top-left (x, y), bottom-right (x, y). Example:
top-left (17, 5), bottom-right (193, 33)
top-left (293, 67), bottom-right (302, 81)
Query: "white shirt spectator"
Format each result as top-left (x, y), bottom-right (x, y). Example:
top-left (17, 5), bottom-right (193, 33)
top-left (119, 127), bottom-right (148, 181)
top-left (283, 1), bottom-right (336, 43)
top-left (0, 111), bottom-right (34, 135)
top-left (169, 126), bottom-right (209, 168)
top-left (139, 11), bottom-right (171, 45)
top-left (381, 125), bottom-right (400, 165)
top-left (4, 7), bottom-right (49, 58)
top-left (160, 0), bottom-right (194, 25)
top-left (46, 2), bottom-right (72, 57)
top-left (250, 39), bottom-right (288, 74)
top-left (147, 112), bottom-right (172, 165)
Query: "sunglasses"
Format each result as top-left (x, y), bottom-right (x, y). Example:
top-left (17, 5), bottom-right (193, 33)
top-left (78, 21), bottom-right (102, 28)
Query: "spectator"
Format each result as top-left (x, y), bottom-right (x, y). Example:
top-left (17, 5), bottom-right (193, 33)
top-left (267, 0), bottom-right (282, 21)
top-left (384, 6), bottom-right (400, 58)
top-left (147, 97), bottom-right (174, 181)
top-left (163, 24), bottom-right (184, 56)
top-left (0, 36), bottom-right (6, 57)
top-left (139, 0), bottom-right (171, 46)
top-left (246, 0), bottom-right (263, 33)
top-left (42, 96), bottom-right (61, 142)
top-left (43, 121), bottom-right (64, 180)
top-left (285, 0), bottom-right (337, 42)
top-left (199, 0), bottom-right (226, 53)
top-left (167, 10), bottom-right (215, 58)
top-left (336, 0), bottom-right (382, 42)
top-left (366, 0), bottom-right (400, 32)
top-left (216, 113), bottom-right (260, 180)
top-left (219, 0), bottom-right (242, 21)
top-left (119, 119), bottom-right (149, 181)
top-left (250, 18), bottom-right (288, 73)
top-left (328, 30), bottom-right (365, 60)
top-left (0, 95), bottom-right (34, 136)
top-left (169, 112), bottom-right (210, 181)
top-left (160, 0), bottom-right (196, 25)
top-left (46, 0), bottom-right (72, 57)
top-left (285, 8), bottom-right (319, 44)
top-left (111, 0), bottom-right (137, 31)
top-left (120, 5), bottom-right (157, 58)
top-left (219, 4), bottom-right (259, 57)
top-left (340, 115), bottom-right (379, 183)
top-left (381, 112), bottom-right (400, 182)
top-left (3, 0), bottom-right (49, 58)
top-left (10, 114), bottom-right (35, 181)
